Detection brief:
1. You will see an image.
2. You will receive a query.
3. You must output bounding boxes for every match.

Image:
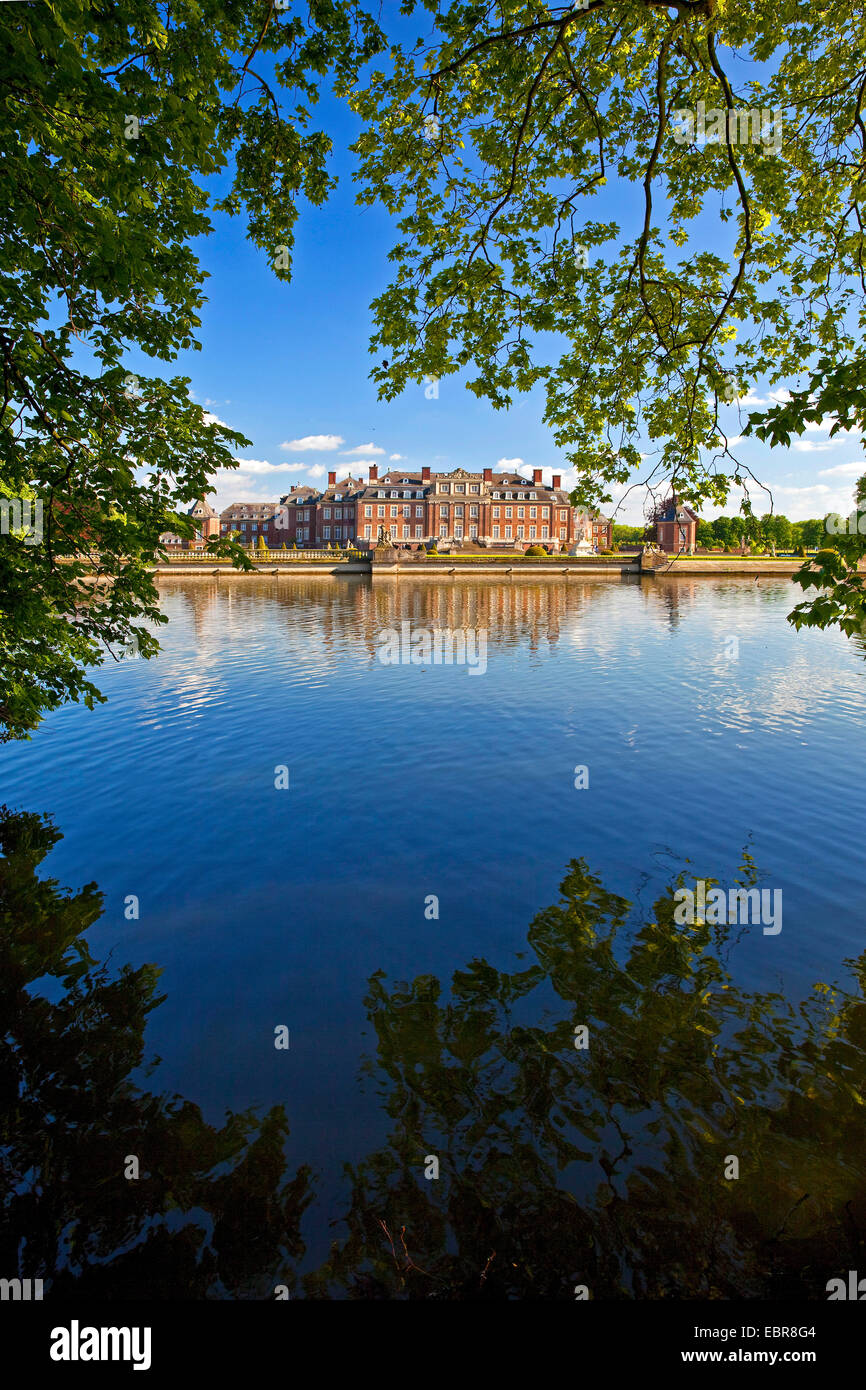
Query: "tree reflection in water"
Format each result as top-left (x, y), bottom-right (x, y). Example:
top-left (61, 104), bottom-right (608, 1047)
top-left (0, 806), bottom-right (312, 1300)
top-left (308, 859), bottom-right (866, 1300)
top-left (2, 805), bottom-right (864, 1299)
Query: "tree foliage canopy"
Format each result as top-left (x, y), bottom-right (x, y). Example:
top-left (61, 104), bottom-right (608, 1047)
top-left (0, 0), bottom-right (382, 740)
top-left (354, 0), bottom-right (866, 498)
top-left (3, 0), bottom-right (866, 744)
top-left (348, 0), bottom-right (866, 638)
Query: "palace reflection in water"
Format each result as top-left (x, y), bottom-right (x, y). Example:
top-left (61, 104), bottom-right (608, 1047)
top-left (1, 574), bottom-right (865, 1298)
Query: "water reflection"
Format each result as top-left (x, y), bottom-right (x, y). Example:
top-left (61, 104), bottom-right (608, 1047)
top-left (3, 804), bottom-right (865, 1299)
top-left (311, 855), bottom-right (866, 1299)
top-left (0, 806), bottom-right (312, 1300)
top-left (155, 572), bottom-right (641, 659)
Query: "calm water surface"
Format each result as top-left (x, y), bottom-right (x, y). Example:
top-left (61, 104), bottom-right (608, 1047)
top-left (3, 573), bottom-right (866, 1296)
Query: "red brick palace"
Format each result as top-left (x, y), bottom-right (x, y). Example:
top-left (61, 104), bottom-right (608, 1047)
top-left (161, 466), bottom-right (612, 553)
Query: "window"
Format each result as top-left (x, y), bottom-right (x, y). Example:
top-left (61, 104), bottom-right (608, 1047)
top-left (441, 484), bottom-right (450, 493)
top-left (403, 491), bottom-right (411, 498)
top-left (454, 524), bottom-right (463, 538)
top-left (403, 506), bottom-right (410, 518)
top-left (335, 526), bottom-right (342, 539)
top-left (335, 508), bottom-right (343, 520)
top-left (440, 523), bottom-right (448, 536)
top-left (470, 524), bottom-right (478, 539)
top-left (529, 492), bottom-right (536, 500)
top-left (401, 478), bottom-right (410, 483)
top-left (365, 505), bottom-right (372, 517)
top-left (470, 504), bottom-right (478, 517)
top-left (493, 524), bottom-right (500, 539)
top-left (455, 483), bottom-right (465, 493)
top-left (377, 490), bottom-right (385, 498)
top-left (505, 492), bottom-right (513, 500)
top-left (560, 510), bottom-right (568, 520)
top-left (324, 507), bottom-right (331, 519)
top-left (505, 506), bottom-right (513, 518)
top-left (454, 504), bottom-right (463, 516)
top-left (529, 526), bottom-right (536, 539)
top-left (505, 525), bottom-right (512, 540)
top-left (440, 504), bottom-right (448, 515)
top-left (390, 491), bottom-right (398, 498)
top-left (415, 524), bottom-right (423, 538)
top-left (530, 506), bottom-right (537, 518)
top-left (402, 525), bottom-right (409, 539)
top-left (493, 506), bottom-right (500, 518)
top-left (560, 527), bottom-right (567, 539)
top-left (415, 505), bottom-right (423, 518)
top-left (542, 526), bottom-right (549, 539)
top-left (241, 523), bottom-right (247, 531)
top-left (377, 505), bottom-right (384, 518)
top-left (324, 525), bottom-right (331, 539)
top-left (517, 506), bottom-right (524, 518)
top-left (470, 484), bottom-right (479, 493)
top-left (364, 525), bottom-right (372, 539)
top-left (390, 506), bottom-right (397, 518)
top-left (517, 525), bottom-right (525, 539)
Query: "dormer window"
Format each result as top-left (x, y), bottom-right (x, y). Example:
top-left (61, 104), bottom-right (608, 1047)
top-left (390, 491), bottom-right (398, 498)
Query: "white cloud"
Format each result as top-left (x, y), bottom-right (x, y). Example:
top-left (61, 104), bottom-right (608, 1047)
top-left (496, 457), bottom-right (524, 470)
top-left (735, 392), bottom-right (766, 407)
top-left (803, 418), bottom-right (858, 435)
top-left (228, 457), bottom-right (291, 475)
top-left (341, 442), bottom-right (385, 456)
top-left (280, 434), bottom-right (344, 451)
top-left (305, 463), bottom-right (327, 479)
top-left (818, 461), bottom-right (866, 478)
top-left (770, 481), bottom-right (861, 520)
top-left (203, 410), bottom-right (231, 429)
top-left (792, 440), bottom-right (834, 452)
top-left (389, 453), bottom-right (404, 461)
top-left (774, 484), bottom-right (832, 496)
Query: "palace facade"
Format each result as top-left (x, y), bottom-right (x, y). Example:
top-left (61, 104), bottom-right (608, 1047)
top-left (166, 467), bottom-right (611, 552)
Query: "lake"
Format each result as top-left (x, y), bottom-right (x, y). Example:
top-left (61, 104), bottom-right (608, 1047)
top-left (3, 573), bottom-right (866, 1298)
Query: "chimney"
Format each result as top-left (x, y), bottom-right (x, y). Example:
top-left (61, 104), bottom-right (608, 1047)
top-left (369, 464), bottom-right (378, 481)
top-left (422, 465), bottom-right (431, 481)
top-left (533, 468), bottom-right (543, 485)
top-left (552, 474), bottom-right (562, 490)
top-left (483, 467), bottom-right (493, 482)
top-left (328, 470), bottom-right (336, 487)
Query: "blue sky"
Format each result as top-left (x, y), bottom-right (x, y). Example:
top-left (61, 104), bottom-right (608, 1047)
top-left (134, 21), bottom-right (865, 526)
